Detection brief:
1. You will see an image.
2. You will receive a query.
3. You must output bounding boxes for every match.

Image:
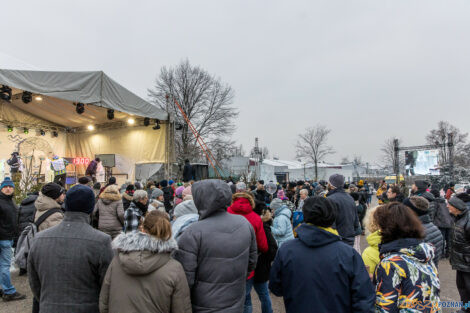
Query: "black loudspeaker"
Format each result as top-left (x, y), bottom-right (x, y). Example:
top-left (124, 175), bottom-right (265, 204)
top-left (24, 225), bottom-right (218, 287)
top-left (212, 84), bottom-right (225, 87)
top-left (96, 154), bottom-right (115, 167)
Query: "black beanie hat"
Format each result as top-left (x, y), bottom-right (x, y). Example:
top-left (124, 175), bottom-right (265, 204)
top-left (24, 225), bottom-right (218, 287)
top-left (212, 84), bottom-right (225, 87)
top-left (126, 184), bottom-right (135, 192)
top-left (404, 196), bottom-right (429, 216)
top-left (414, 180), bottom-right (429, 192)
top-left (160, 180), bottom-right (168, 188)
top-left (65, 185), bottom-right (95, 214)
top-left (78, 176), bottom-right (91, 185)
top-left (108, 176), bottom-right (116, 185)
top-left (449, 196), bottom-right (467, 212)
top-left (41, 183), bottom-right (65, 200)
top-left (302, 196), bottom-right (337, 227)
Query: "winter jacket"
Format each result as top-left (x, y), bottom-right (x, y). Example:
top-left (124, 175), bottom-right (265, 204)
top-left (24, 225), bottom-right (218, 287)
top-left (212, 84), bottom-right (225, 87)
top-left (228, 193), bottom-right (268, 279)
top-left (413, 190), bottom-right (437, 220)
top-left (450, 207), bottom-right (470, 272)
top-left (99, 232), bottom-right (192, 313)
top-left (374, 239), bottom-right (440, 313)
top-left (17, 194), bottom-right (38, 234)
top-left (93, 186), bottom-right (124, 239)
top-left (122, 193), bottom-right (133, 210)
top-left (123, 202), bottom-right (143, 233)
top-left (433, 196), bottom-right (454, 229)
top-left (361, 230), bottom-right (381, 275)
top-left (252, 189), bottom-right (269, 204)
top-left (326, 188), bottom-right (360, 245)
top-left (0, 191), bottom-right (18, 240)
top-left (34, 193), bottom-right (64, 232)
top-left (228, 193), bottom-right (268, 254)
top-left (269, 224), bottom-right (375, 313)
top-left (254, 221), bottom-right (278, 283)
top-left (419, 214), bottom-right (444, 265)
top-left (85, 160), bottom-right (98, 175)
top-left (174, 179), bottom-right (258, 313)
top-left (270, 204), bottom-right (294, 247)
top-left (148, 199), bottom-right (165, 212)
top-left (28, 212), bottom-right (113, 313)
top-left (172, 213), bottom-right (199, 241)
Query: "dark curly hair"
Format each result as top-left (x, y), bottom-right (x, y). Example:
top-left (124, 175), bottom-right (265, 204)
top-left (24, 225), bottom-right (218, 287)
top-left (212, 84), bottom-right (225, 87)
top-left (374, 202), bottom-right (424, 244)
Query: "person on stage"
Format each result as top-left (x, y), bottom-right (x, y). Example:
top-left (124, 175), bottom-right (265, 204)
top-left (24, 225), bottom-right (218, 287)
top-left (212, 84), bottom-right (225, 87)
top-left (50, 155), bottom-right (69, 187)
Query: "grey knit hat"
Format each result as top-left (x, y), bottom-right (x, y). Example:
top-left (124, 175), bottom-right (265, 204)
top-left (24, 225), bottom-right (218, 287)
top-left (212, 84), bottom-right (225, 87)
top-left (448, 196), bottom-right (467, 212)
top-left (329, 174), bottom-right (345, 189)
top-left (151, 188), bottom-right (164, 199)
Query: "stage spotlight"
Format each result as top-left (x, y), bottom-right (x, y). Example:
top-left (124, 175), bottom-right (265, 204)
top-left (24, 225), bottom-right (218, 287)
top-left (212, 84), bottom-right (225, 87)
top-left (175, 123), bottom-right (183, 130)
top-left (75, 103), bottom-right (85, 114)
top-left (143, 117), bottom-right (150, 126)
top-left (0, 85), bottom-right (12, 101)
top-left (87, 125), bottom-right (95, 131)
top-left (40, 129), bottom-right (45, 136)
top-left (153, 119), bottom-right (161, 130)
top-left (52, 131), bottom-right (58, 137)
top-left (127, 118), bottom-right (135, 125)
top-left (22, 91), bottom-right (32, 104)
top-left (7, 125), bottom-right (13, 132)
top-left (35, 95), bottom-right (43, 101)
top-left (23, 128), bottom-right (29, 134)
top-left (107, 109), bottom-right (114, 120)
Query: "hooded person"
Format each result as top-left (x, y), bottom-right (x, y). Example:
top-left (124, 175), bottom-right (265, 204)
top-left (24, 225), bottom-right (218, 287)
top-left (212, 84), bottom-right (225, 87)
top-left (99, 211), bottom-right (192, 313)
top-left (34, 183), bottom-right (65, 232)
top-left (326, 174), bottom-right (361, 246)
top-left (270, 198), bottom-right (294, 247)
top-left (174, 179), bottom-right (257, 313)
top-left (411, 180), bottom-right (437, 219)
top-left (148, 188), bottom-right (166, 213)
top-left (28, 185), bottom-right (113, 313)
top-left (431, 188), bottom-right (453, 259)
top-left (269, 196), bottom-right (375, 313)
top-left (227, 192), bottom-right (268, 313)
top-left (171, 200), bottom-right (199, 241)
top-left (160, 180), bottom-right (174, 212)
top-left (374, 202), bottom-right (441, 313)
top-left (93, 185), bottom-right (124, 239)
top-left (404, 196), bottom-right (443, 265)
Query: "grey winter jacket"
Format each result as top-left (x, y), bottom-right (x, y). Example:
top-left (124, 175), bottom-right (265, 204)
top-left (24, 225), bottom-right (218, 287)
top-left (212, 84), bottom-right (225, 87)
top-left (28, 212), bottom-right (113, 313)
top-left (419, 214), bottom-right (444, 265)
top-left (326, 188), bottom-right (360, 246)
top-left (174, 180), bottom-right (258, 313)
top-left (93, 185), bottom-right (124, 239)
top-left (100, 232), bottom-right (192, 313)
top-left (434, 197), bottom-right (454, 229)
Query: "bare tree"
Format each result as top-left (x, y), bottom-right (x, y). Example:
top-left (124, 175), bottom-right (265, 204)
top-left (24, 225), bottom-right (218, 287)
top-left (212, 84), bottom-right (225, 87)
top-left (426, 121), bottom-right (469, 166)
top-left (148, 60), bottom-right (238, 166)
top-left (296, 125), bottom-right (335, 180)
top-left (352, 155), bottom-right (364, 166)
top-left (381, 137), bottom-right (404, 173)
top-left (340, 157), bottom-right (350, 165)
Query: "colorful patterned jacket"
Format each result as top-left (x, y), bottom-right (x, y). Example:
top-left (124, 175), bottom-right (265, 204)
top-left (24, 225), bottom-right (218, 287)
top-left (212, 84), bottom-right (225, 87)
top-left (374, 238), bottom-right (441, 313)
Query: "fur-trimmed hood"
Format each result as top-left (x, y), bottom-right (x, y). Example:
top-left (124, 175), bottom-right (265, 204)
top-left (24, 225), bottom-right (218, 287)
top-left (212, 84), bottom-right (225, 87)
top-left (100, 185), bottom-right (122, 202)
top-left (232, 192), bottom-right (255, 208)
top-left (112, 232), bottom-right (178, 275)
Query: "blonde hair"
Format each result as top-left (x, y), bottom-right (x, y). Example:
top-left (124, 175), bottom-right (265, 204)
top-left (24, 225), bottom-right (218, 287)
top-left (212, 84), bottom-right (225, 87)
top-left (142, 211), bottom-right (172, 240)
top-left (363, 205), bottom-right (380, 235)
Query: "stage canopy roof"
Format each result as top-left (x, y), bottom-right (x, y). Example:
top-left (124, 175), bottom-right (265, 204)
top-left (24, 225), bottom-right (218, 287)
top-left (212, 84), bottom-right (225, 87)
top-left (0, 69), bottom-right (168, 128)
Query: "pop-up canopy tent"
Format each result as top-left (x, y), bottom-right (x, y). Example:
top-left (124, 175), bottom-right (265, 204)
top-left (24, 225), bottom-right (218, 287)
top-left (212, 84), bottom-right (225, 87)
top-left (0, 68), bottom-right (173, 182)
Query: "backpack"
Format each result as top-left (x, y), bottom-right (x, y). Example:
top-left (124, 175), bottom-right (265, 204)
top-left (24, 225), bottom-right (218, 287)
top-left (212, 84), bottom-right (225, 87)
top-left (14, 208), bottom-right (62, 270)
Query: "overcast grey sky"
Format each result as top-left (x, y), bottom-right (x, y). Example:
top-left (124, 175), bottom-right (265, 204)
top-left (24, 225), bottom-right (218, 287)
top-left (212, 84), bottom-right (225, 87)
top-left (2, 1), bottom-right (470, 164)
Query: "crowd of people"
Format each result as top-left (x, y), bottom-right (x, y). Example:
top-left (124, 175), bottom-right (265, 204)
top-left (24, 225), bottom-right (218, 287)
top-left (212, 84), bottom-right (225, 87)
top-left (0, 172), bottom-right (469, 313)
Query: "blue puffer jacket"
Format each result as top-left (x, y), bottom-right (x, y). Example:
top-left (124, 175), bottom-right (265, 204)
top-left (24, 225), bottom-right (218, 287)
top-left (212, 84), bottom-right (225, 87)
top-left (270, 200), bottom-right (294, 248)
top-left (269, 224), bottom-right (375, 313)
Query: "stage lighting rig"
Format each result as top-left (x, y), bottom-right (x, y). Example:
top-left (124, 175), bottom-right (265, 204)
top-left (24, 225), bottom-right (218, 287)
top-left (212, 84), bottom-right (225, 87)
top-left (0, 85), bottom-right (12, 101)
top-left (75, 102), bottom-right (85, 114)
top-left (22, 91), bottom-right (32, 104)
top-left (153, 119), bottom-right (161, 130)
top-left (107, 109), bottom-right (114, 120)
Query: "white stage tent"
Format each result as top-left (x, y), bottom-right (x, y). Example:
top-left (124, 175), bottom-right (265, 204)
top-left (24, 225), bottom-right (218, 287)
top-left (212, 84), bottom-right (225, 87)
top-left (0, 68), bottom-right (172, 182)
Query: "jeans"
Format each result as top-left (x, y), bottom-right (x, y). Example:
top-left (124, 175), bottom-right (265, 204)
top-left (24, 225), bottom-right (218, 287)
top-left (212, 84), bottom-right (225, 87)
top-left (244, 278), bottom-right (273, 313)
top-left (0, 240), bottom-right (16, 295)
top-left (457, 271), bottom-right (470, 312)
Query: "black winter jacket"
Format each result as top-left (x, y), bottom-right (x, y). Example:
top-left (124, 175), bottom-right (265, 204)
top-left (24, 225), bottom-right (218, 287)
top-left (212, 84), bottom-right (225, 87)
top-left (0, 191), bottom-right (18, 240)
top-left (419, 214), bottom-right (443, 265)
top-left (183, 163), bottom-right (194, 182)
top-left (162, 186), bottom-right (173, 212)
top-left (17, 194), bottom-right (38, 234)
top-left (326, 189), bottom-right (360, 246)
top-left (433, 197), bottom-right (453, 229)
top-left (254, 221), bottom-right (278, 283)
top-left (450, 206), bottom-right (470, 272)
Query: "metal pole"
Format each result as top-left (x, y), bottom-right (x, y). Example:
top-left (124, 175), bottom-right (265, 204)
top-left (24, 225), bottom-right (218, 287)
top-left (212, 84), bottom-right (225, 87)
top-left (448, 132), bottom-right (454, 181)
top-left (393, 139), bottom-right (400, 184)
